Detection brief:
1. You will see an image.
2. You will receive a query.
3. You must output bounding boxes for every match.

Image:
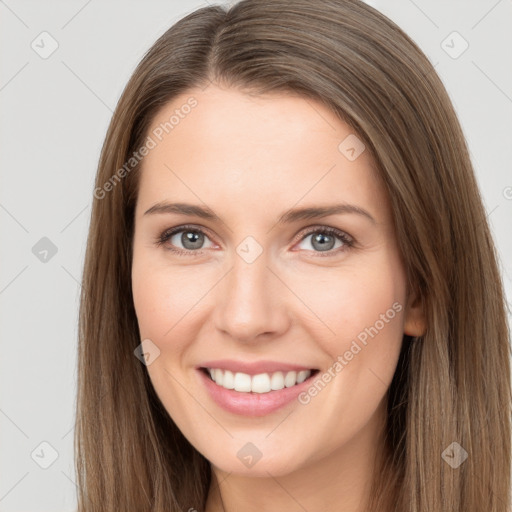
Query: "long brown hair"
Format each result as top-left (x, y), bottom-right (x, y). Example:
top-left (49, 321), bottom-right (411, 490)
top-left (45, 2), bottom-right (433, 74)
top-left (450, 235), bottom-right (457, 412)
top-left (75, 0), bottom-right (512, 510)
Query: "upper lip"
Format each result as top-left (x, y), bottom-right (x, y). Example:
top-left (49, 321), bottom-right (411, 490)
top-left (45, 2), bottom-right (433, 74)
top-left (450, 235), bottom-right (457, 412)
top-left (198, 359), bottom-right (317, 376)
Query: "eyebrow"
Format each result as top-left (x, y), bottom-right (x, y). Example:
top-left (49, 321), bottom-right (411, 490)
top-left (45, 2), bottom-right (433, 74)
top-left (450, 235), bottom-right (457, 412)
top-left (143, 201), bottom-right (376, 225)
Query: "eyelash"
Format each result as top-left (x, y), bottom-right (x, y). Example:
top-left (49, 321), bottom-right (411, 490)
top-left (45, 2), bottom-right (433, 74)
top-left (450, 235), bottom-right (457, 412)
top-left (154, 224), bottom-right (355, 258)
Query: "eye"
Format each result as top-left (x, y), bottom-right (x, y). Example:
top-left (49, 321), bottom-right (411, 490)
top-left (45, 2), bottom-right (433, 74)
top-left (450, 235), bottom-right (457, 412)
top-left (155, 224), bottom-right (354, 257)
top-left (155, 224), bottom-right (215, 256)
top-left (294, 226), bottom-right (354, 256)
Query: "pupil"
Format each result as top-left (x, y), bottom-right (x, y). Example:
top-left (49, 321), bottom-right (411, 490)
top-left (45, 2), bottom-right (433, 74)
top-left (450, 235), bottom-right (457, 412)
top-left (183, 231), bottom-right (203, 249)
top-left (313, 233), bottom-right (334, 252)
top-left (179, 231), bottom-right (335, 252)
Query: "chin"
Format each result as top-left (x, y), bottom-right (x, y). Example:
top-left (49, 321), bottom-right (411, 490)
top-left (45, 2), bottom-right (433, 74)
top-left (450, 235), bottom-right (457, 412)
top-left (204, 441), bottom-right (307, 478)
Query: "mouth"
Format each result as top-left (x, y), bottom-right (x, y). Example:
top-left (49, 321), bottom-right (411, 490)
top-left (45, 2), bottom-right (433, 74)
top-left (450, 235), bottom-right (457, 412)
top-left (196, 359), bottom-right (322, 416)
top-left (200, 367), bottom-right (320, 394)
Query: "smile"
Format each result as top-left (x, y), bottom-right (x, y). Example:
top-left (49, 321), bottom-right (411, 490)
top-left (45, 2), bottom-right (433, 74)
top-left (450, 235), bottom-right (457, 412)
top-left (198, 366), bottom-right (320, 416)
top-left (204, 367), bottom-right (313, 393)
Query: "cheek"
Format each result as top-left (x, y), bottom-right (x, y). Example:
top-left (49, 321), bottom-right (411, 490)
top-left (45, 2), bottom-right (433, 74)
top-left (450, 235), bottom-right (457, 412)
top-left (131, 255), bottom-right (215, 356)
top-left (290, 254), bottom-right (407, 431)
top-left (131, 256), bottom-right (209, 417)
top-left (289, 263), bottom-right (405, 460)
top-left (289, 260), bottom-right (406, 356)
top-left (131, 262), bottom-right (168, 341)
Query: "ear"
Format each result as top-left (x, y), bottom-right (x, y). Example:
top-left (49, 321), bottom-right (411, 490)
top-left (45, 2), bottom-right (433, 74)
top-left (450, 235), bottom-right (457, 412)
top-left (403, 288), bottom-right (426, 337)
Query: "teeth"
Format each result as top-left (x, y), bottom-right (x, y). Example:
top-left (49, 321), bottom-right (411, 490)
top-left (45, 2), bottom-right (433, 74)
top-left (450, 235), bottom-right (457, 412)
top-left (296, 370), bottom-right (309, 383)
top-left (222, 370), bottom-right (235, 389)
top-left (284, 371), bottom-right (297, 387)
top-left (213, 368), bottom-right (223, 386)
top-left (270, 371), bottom-right (285, 391)
top-left (207, 368), bottom-right (312, 393)
top-left (234, 372), bottom-right (252, 392)
top-left (251, 373), bottom-right (270, 393)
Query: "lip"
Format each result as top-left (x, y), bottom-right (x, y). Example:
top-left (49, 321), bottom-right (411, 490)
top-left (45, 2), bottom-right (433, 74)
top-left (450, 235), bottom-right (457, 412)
top-left (197, 365), bottom-right (319, 417)
top-left (198, 359), bottom-right (316, 376)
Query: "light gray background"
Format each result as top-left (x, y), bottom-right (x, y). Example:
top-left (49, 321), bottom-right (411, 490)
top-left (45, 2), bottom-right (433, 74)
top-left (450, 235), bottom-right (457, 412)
top-left (1, 0), bottom-right (511, 510)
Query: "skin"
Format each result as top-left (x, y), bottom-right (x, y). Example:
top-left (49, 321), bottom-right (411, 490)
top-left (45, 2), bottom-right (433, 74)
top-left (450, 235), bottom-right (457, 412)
top-left (131, 83), bottom-right (426, 512)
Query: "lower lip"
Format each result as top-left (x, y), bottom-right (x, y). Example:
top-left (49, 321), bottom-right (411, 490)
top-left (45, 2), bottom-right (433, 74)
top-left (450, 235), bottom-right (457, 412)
top-left (197, 369), bottom-right (317, 417)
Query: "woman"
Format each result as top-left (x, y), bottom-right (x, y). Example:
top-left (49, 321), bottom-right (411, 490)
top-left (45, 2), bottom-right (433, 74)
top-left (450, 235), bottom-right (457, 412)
top-left (75, 0), bottom-right (512, 510)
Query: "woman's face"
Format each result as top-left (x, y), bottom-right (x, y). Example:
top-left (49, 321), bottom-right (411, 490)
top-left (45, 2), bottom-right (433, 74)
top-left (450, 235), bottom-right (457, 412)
top-left (131, 84), bottom-right (424, 476)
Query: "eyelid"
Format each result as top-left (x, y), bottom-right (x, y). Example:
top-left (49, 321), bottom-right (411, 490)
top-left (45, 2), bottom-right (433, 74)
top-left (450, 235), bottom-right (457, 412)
top-left (156, 223), bottom-right (355, 256)
top-left (291, 224), bottom-right (354, 244)
top-left (155, 223), bottom-right (218, 251)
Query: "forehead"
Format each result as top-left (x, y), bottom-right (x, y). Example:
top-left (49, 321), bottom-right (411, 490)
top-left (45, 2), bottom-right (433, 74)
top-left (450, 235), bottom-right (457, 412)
top-left (136, 85), bottom-right (385, 220)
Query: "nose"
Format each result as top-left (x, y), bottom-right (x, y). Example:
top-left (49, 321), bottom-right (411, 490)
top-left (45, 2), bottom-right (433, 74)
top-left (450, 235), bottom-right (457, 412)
top-left (213, 250), bottom-right (290, 343)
